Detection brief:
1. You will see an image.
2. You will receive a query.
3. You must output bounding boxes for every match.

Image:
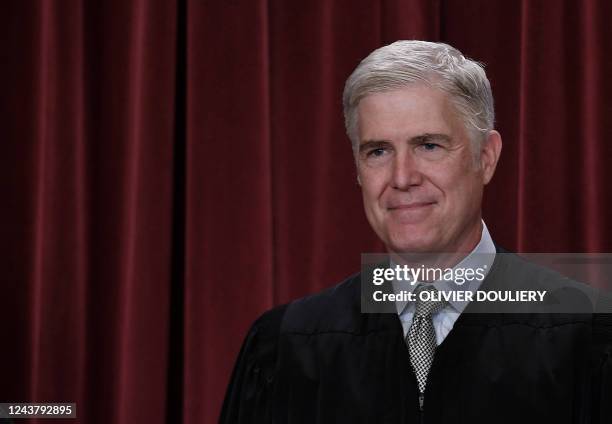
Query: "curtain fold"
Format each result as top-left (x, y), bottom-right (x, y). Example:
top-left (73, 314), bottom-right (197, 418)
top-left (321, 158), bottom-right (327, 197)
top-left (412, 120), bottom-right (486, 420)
top-left (185, 1), bottom-right (275, 422)
top-left (2, 1), bottom-right (177, 423)
top-left (2, 1), bottom-right (612, 423)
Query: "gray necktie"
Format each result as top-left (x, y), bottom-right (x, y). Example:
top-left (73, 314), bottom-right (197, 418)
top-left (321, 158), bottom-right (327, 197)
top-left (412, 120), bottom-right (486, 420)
top-left (407, 285), bottom-right (446, 394)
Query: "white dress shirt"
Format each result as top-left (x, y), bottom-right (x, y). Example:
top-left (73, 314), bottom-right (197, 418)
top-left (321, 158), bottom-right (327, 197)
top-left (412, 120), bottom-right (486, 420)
top-left (392, 221), bottom-right (496, 345)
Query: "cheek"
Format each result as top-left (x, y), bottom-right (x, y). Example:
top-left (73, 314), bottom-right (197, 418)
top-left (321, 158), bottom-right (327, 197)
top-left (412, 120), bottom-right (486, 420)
top-left (359, 169), bottom-right (388, 200)
top-left (361, 186), bottom-right (383, 216)
top-left (446, 176), bottom-right (484, 214)
top-left (437, 160), bottom-right (480, 188)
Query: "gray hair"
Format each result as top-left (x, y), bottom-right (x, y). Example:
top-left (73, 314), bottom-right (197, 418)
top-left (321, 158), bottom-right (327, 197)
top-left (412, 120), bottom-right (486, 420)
top-left (343, 40), bottom-right (495, 154)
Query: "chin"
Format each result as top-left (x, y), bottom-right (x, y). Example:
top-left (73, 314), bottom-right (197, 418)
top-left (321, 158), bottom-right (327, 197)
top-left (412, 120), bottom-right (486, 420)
top-left (389, 244), bottom-right (437, 254)
top-left (384, 228), bottom-right (440, 254)
top-left (387, 236), bottom-right (440, 254)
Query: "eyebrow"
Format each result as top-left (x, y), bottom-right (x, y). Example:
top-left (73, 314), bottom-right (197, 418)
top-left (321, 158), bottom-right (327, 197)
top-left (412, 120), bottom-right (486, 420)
top-left (358, 133), bottom-right (452, 153)
top-left (410, 133), bottom-right (452, 144)
top-left (358, 140), bottom-right (389, 153)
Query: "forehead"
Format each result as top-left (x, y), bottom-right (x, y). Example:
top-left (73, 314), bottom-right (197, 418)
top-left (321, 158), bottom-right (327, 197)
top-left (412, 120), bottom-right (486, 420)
top-left (356, 85), bottom-right (463, 141)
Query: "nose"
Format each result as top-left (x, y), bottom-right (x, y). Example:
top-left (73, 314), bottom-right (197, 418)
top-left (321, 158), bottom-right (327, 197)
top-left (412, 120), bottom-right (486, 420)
top-left (391, 149), bottom-right (423, 190)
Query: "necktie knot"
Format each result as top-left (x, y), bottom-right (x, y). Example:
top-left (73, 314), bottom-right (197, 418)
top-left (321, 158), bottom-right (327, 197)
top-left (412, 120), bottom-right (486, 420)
top-left (413, 285), bottom-right (446, 317)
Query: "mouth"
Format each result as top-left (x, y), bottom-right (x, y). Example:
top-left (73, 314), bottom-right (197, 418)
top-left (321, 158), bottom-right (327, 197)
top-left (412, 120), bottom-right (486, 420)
top-left (387, 201), bottom-right (437, 210)
top-left (386, 201), bottom-right (436, 224)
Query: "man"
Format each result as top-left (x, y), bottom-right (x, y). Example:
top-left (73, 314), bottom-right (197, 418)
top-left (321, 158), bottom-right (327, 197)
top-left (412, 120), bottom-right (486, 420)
top-left (220, 41), bottom-right (611, 423)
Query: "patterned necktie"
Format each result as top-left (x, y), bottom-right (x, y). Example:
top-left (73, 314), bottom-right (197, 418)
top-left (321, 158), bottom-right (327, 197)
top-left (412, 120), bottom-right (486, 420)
top-left (407, 284), bottom-right (446, 394)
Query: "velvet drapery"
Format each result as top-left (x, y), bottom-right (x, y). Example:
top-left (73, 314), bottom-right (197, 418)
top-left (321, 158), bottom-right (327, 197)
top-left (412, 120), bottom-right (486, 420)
top-left (3, 1), bottom-right (612, 423)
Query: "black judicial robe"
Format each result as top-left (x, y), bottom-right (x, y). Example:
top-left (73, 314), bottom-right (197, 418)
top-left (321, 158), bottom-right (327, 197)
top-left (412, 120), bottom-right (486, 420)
top-left (220, 252), bottom-right (612, 423)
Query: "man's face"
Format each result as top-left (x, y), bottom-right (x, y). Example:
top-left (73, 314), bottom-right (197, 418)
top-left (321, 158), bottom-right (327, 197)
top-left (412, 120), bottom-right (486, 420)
top-left (356, 84), bottom-right (498, 255)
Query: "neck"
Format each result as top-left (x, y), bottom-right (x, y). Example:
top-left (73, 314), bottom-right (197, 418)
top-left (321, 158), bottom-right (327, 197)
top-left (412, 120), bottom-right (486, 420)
top-left (389, 220), bottom-right (483, 271)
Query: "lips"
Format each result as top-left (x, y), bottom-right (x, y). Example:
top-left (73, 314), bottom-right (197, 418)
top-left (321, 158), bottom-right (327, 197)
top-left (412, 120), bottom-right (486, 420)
top-left (385, 201), bottom-right (437, 224)
top-left (387, 201), bottom-right (436, 210)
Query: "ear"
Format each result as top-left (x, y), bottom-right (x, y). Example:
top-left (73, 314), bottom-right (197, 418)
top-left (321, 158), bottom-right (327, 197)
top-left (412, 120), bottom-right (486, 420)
top-left (357, 173), bottom-right (362, 186)
top-left (480, 130), bottom-right (502, 185)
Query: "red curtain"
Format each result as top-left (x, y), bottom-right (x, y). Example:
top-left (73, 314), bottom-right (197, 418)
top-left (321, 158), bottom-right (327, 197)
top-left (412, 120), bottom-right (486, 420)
top-left (2, 1), bottom-right (612, 423)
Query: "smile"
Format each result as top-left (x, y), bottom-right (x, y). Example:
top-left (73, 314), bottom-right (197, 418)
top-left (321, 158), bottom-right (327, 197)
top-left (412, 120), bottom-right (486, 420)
top-left (388, 202), bottom-right (436, 210)
top-left (387, 202), bottom-right (436, 224)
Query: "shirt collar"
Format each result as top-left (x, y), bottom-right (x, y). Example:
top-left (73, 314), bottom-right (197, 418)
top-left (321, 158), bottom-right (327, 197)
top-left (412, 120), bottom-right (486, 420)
top-left (392, 220), bottom-right (496, 315)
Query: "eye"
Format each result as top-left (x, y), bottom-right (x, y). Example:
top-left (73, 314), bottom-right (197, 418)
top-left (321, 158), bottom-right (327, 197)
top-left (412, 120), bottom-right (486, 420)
top-left (421, 143), bottom-right (440, 151)
top-left (414, 141), bottom-right (447, 160)
top-left (367, 147), bottom-right (387, 157)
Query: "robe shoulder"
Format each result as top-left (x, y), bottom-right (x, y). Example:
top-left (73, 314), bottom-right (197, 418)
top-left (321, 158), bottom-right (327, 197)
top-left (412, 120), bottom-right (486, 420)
top-left (218, 303), bottom-right (287, 423)
top-left (591, 313), bottom-right (612, 423)
top-left (218, 272), bottom-right (363, 423)
top-left (281, 272), bottom-right (367, 334)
